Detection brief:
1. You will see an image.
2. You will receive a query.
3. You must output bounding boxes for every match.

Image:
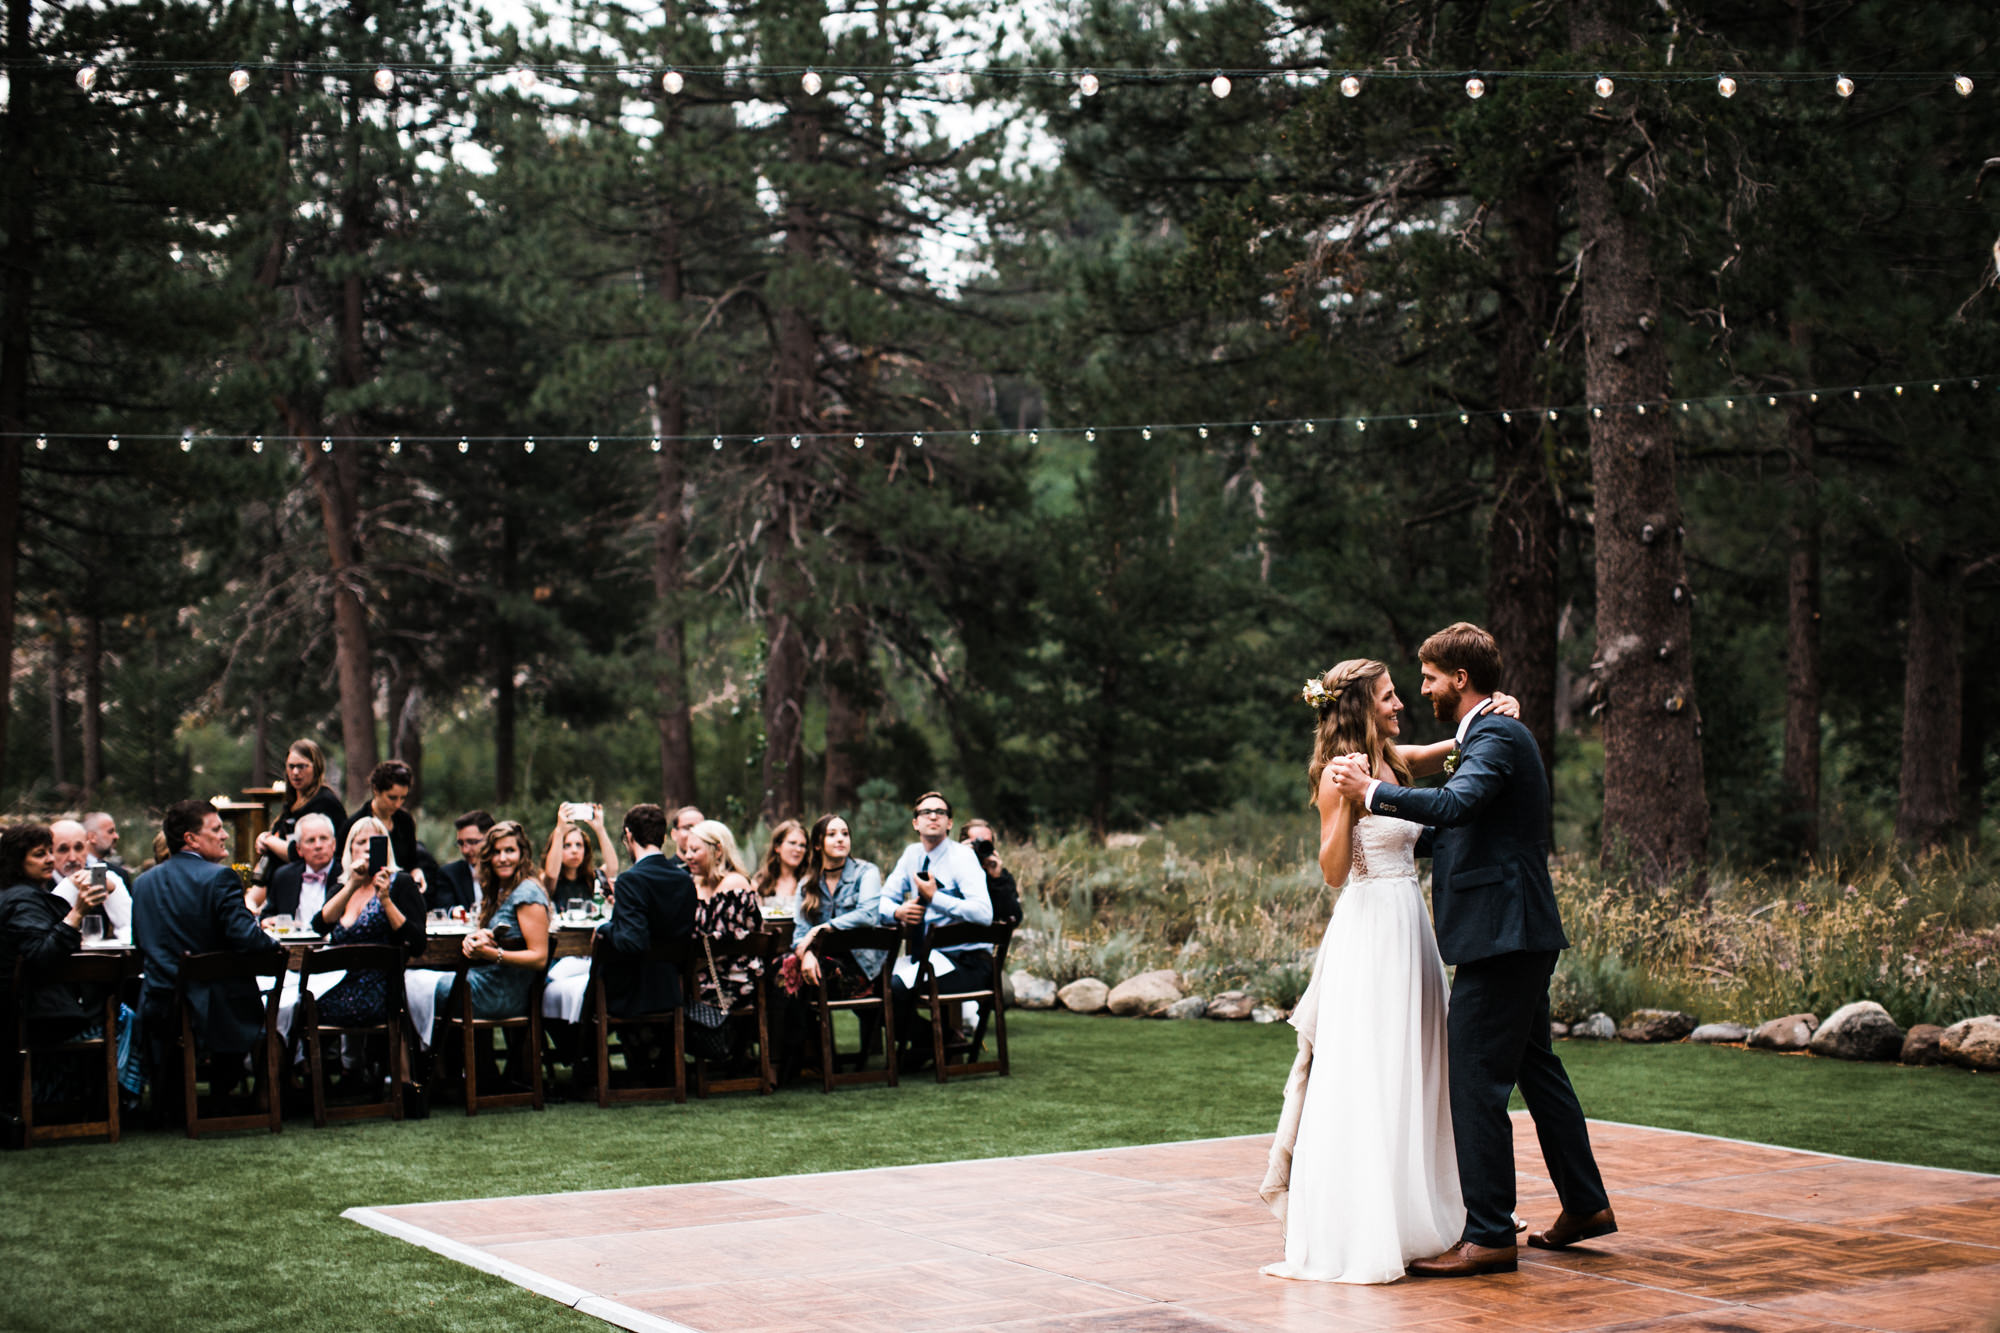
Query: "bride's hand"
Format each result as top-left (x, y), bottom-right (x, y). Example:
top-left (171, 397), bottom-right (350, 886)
top-left (1490, 692), bottom-right (1522, 720)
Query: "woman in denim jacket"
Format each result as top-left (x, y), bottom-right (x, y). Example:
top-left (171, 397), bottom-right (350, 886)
top-left (791, 814), bottom-right (884, 990)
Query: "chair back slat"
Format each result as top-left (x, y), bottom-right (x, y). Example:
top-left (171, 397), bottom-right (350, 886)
top-left (177, 949), bottom-right (288, 988)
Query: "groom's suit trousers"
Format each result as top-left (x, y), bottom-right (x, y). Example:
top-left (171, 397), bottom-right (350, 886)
top-left (1449, 949), bottom-right (1610, 1248)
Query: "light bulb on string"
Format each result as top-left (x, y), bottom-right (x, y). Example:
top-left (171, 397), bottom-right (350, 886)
top-left (1955, 76), bottom-right (1974, 97)
top-left (854, 434), bottom-right (865, 448)
top-left (1592, 406), bottom-right (1603, 418)
top-left (1680, 402), bottom-right (1689, 412)
top-left (35, 435), bottom-right (47, 450)
top-left (390, 436), bottom-right (401, 455)
top-left (169, 244), bottom-right (182, 263)
top-left (912, 433), bottom-right (923, 448)
top-left (1356, 419), bottom-right (1367, 431)
top-left (1636, 403), bottom-right (1647, 414)
top-left (1030, 430), bottom-right (1038, 444)
top-left (1459, 413), bottom-right (1470, 424)
top-left (712, 436), bottom-right (723, 450)
top-left (1767, 396), bottom-right (1777, 406)
top-left (321, 437), bottom-right (333, 452)
top-left (1085, 427), bottom-right (1096, 442)
top-left (1809, 393), bottom-right (1819, 403)
top-left (1594, 76), bottom-right (1614, 98)
top-left (970, 431), bottom-right (981, 445)
top-left (107, 435), bottom-right (119, 451)
top-left (1717, 76), bottom-right (1737, 98)
top-left (1465, 77), bottom-right (1485, 100)
top-left (1303, 421), bottom-right (1314, 433)
top-left (1405, 417), bottom-right (1417, 429)
top-left (651, 437), bottom-right (662, 452)
top-left (1209, 73), bottom-right (1231, 99)
top-left (1252, 423), bottom-right (1263, 436)
top-left (523, 437), bottom-right (536, 452)
top-left (1836, 75), bottom-right (1854, 98)
top-left (1198, 425), bottom-right (1209, 439)
top-left (1340, 75), bottom-right (1360, 98)
top-left (1852, 390), bottom-right (1862, 399)
top-left (1142, 426), bottom-right (1152, 440)
top-left (1546, 409), bottom-right (1557, 421)
top-left (1501, 411), bottom-right (1512, 423)
top-left (374, 67), bottom-right (395, 94)
top-left (801, 70), bottom-right (822, 95)
top-left (252, 435), bottom-right (264, 453)
top-left (76, 64), bottom-right (98, 93)
top-left (1079, 71), bottom-right (1099, 97)
top-left (1725, 399), bottom-right (1734, 409)
top-left (512, 68), bottom-right (540, 94)
top-left (662, 69), bottom-right (683, 94)
top-left (588, 436), bottom-right (599, 452)
top-left (789, 434), bottom-right (801, 448)
top-left (229, 68), bottom-right (250, 96)
top-left (1895, 385), bottom-right (1904, 395)
top-left (1933, 383), bottom-right (1942, 392)
top-left (458, 437), bottom-right (469, 453)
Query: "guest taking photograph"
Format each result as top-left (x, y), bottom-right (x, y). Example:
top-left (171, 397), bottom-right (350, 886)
top-left (306, 816), bottom-right (427, 1026)
top-left (541, 803), bottom-right (618, 911)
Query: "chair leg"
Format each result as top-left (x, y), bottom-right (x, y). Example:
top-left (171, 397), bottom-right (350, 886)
top-left (528, 1013), bottom-right (545, 1111)
top-left (19, 1047), bottom-right (33, 1147)
top-left (308, 1019), bottom-right (328, 1129)
top-left (595, 1015), bottom-right (611, 1109)
top-left (264, 1024), bottom-right (282, 1135)
top-left (673, 1009), bottom-right (687, 1104)
top-left (882, 989), bottom-right (899, 1090)
top-left (104, 999), bottom-right (122, 1144)
top-left (182, 1015), bottom-right (200, 1139)
top-left (462, 1012), bottom-right (478, 1116)
top-left (389, 1024), bottom-right (407, 1122)
top-left (994, 998), bottom-right (1010, 1076)
top-left (816, 991), bottom-right (836, 1094)
top-left (932, 987), bottom-right (949, 1084)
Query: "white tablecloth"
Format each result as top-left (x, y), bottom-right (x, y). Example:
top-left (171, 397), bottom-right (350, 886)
top-left (255, 970), bottom-right (347, 1042)
top-left (404, 968), bottom-right (454, 1049)
top-left (542, 955), bottom-right (592, 1024)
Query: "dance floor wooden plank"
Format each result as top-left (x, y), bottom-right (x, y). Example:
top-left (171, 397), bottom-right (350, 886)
top-left (346, 1114), bottom-right (2000, 1333)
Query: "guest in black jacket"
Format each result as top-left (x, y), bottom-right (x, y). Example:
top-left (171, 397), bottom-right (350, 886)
top-left (961, 819), bottom-right (1021, 925)
top-left (343, 760), bottom-right (420, 875)
top-left (429, 810), bottom-right (494, 915)
top-left (259, 813), bottom-right (341, 924)
top-left (595, 804), bottom-right (697, 1017)
top-left (1, 824), bottom-right (118, 1122)
top-left (251, 738), bottom-right (347, 895)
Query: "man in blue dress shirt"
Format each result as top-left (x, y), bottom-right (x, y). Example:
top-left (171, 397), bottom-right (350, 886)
top-left (879, 791), bottom-right (991, 1070)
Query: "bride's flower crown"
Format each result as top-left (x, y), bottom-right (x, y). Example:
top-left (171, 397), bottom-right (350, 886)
top-left (1301, 676), bottom-right (1343, 712)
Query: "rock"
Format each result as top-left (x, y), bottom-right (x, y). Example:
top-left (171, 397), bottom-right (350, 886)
top-left (1250, 1005), bottom-right (1286, 1024)
top-left (1618, 1009), bottom-right (1697, 1043)
top-left (1206, 990), bottom-right (1257, 1021)
top-left (1159, 996), bottom-right (1207, 1020)
top-left (1941, 1014), bottom-right (2000, 1071)
top-left (1057, 978), bottom-right (1109, 1013)
top-left (1747, 1013), bottom-right (1818, 1052)
top-left (1900, 1024), bottom-right (1946, 1066)
top-left (1570, 1012), bottom-right (1617, 1041)
top-left (1690, 1022), bottom-right (1751, 1045)
top-left (1107, 969), bottom-right (1183, 1016)
top-left (1549, 1021), bottom-right (1570, 1040)
top-left (1808, 1001), bottom-right (1906, 1062)
top-left (1010, 972), bottom-right (1057, 1010)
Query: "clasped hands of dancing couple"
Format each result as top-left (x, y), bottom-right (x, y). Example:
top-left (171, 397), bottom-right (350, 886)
top-left (1260, 622), bottom-right (1617, 1285)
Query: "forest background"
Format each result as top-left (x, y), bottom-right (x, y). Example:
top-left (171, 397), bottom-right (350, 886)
top-left (6, 0), bottom-right (2000, 886)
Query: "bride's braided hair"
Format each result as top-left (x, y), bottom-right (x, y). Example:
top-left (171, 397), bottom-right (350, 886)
top-left (1305, 659), bottom-right (1411, 800)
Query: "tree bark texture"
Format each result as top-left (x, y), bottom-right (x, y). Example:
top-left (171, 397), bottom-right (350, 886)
top-left (1572, 0), bottom-right (1710, 879)
top-left (303, 440), bottom-right (378, 808)
top-left (1780, 393), bottom-right (1822, 858)
top-left (0, 0), bottom-right (36, 784)
top-left (651, 164), bottom-right (696, 809)
top-left (47, 617), bottom-right (68, 791)
top-left (1896, 555), bottom-right (1963, 851)
top-left (492, 513), bottom-right (518, 804)
top-left (82, 611), bottom-right (104, 799)
top-left (1486, 176), bottom-right (1563, 773)
top-left (821, 615), bottom-right (874, 812)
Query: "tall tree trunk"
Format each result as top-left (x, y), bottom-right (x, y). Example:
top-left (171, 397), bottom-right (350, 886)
top-left (1779, 383), bottom-right (1823, 858)
top-left (1486, 175), bottom-right (1563, 772)
top-left (250, 689), bottom-right (271, 789)
top-left (1959, 667), bottom-right (1988, 845)
top-left (1897, 554), bottom-right (1964, 851)
top-left (493, 514), bottom-right (517, 804)
top-left (81, 610), bottom-right (104, 799)
top-left (47, 615), bottom-right (68, 791)
top-left (821, 615), bottom-right (872, 812)
top-left (1572, 1), bottom-right (1710, 880)
top-left (303, 439), bottom-right (378, 807)
top-left (394, 677), bottom-right (424, 811)
top-left (650, 124), bottom-right (696, 808)
top-left (0, 0), bottom-right (36, 786)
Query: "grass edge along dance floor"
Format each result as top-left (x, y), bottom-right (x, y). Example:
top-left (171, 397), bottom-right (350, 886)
top-left (348, 1116), bottom-right (2000, 1333)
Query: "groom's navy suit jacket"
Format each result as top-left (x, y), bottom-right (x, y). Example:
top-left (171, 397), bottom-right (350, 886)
top-left (1368, 710), bottom-right (1568, 966)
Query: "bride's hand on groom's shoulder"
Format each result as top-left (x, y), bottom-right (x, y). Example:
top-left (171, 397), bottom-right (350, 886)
top-left (1490, 692), bottom-right (1521, 719)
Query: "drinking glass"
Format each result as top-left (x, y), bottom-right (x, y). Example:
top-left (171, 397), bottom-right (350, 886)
top-left (269, 913), bottom-right (294, 934)
top-left (566, 898), bottom-right (587, 924)
top-left (80, 916), bottom-right (105, 946)
top-left (428, 908), bottom-right (449, 926)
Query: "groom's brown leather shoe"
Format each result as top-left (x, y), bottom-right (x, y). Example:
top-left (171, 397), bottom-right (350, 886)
top-left (1526, 1206), bottom-right (1618, 1250)
top-left (1405, 1240), bottom-right (1518, 1277)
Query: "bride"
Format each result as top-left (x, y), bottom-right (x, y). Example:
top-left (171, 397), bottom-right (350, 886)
top-left (1260, 659), bottom-right (1514, 1284)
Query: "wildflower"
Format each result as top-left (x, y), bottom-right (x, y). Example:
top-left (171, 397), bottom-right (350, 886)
top-left (1842, 884), bottom-right (1859, 898)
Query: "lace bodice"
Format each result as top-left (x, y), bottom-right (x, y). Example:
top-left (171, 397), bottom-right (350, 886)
top-left (1349, 814), bottom-right (1422, 882)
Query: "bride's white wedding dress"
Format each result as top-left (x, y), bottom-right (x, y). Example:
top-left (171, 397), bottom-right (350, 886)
top-left (1260, 812), bottom-right (1465, 1283)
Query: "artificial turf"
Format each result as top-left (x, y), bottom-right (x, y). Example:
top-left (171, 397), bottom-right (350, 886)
top-left (0, 1011), bottom-right (1992, 1331)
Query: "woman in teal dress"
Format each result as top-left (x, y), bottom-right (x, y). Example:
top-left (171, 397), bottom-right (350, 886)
top-left (434, 820), bottom-right (550, 1018)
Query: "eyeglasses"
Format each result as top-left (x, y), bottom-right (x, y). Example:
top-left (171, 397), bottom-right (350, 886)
top-left (914, 807), bottom-right (951, 818)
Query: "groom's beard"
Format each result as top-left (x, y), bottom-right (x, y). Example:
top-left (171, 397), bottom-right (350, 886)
top-left (1429, 683), bottom-right (1463, 722)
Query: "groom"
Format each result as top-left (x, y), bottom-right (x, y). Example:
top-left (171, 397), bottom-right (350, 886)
top-left (1333, 622), bottom-right (1614, 1277)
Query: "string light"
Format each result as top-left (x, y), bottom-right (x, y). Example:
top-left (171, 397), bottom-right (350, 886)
top-left (1956, 75), bottom-right (1974, 96)
top-left (712, 436), bottom-right (722, 450)
top-left (662, 69), bottom-right (683, 95)
top-left (107, 435), bottom-right (118, 451)
top-left (1595, 76), bottom-right (1614, 98)
top-left (1836, 75), bottom-right (1854, 97)
top-left (389, 435), bottom-right (401, 454)
top-left (1251, 423), bottom-right (1263, 436)
top-left (321, 437), bottom-right (332, 452)
top-left (252, 435), bottom-right (264, 453)
top-left (801, 69), bottom-right (822, 95)
top-left (970, 431), bottom-right (980, 445)
top-left (76, 65), bottom-right (97, 92)
top-left (1198, 424), bottom-right (1209, 438)
top-left (1465, 77), bottom-right (1485, 99)
top-left (912, 432), bottom-right (923, 447)
top-left (1079, 71), bottom-right (1100, 97)
top-left (458, 437), bottom-right (468, 453)
top-left (1340, 75), bottom-right (1361, 97)
top-left (587, 436), bottom-right (599, 452)
top-left (1459, 413), bottom-right (1470, 424)
top-left (943, 69), bottom-right (969, 99)
top-left (789, 434), bottom-right (801, 448)
top-left (1085, 427), bottom-right (1096, 442)
top-left (1209, 73), bottom-right (1231, 99)
top-left (1030, 430), bottom-right (1038, 444)
top-left (651, 437), bottom-right (662, 451)
top-left (511, 67), bottom-right (538, 93)
top-left (374, 67), bottom-right (395, 94)
top-left (1142, 426), bottom-right (1152, 439)
top-left (1408, 417), bottom-right (1418, 429)
top-left (524, 436), bottom-right (535, 452)
top-left (1636, 403), bottom-right (1647, 414)
top-left (1356, 419), bottom-right (1367, 431)
top-left (854, 434), bottom-right (865, 448)
top-left (35, 435), bottom-right (47, 450)
top-left (228, 68), bottom-right (250, 95)
top-left (1717, 76), bottom-right (1737, 98)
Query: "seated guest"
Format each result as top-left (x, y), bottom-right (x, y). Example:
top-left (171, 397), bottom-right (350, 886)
top-left (2, 824), bottom-right (113, 1044)
top-left (305, 816), bottom-right (425, 1026)
top-left (132, 801), bottom-right (285, 1113)
top-left (257, 813), bottom-right (338, 922)
top-left (960, 818), bottom-right (1022, 925)
top-left (345, 759), bottom-right (419, 873)
top-left (541, 804), bottom-right (618, 911)
top-left (48, 818), bottom-right (133, 939)
top-left (878, 792), bottom-right (992, 1069)
top-left (82, 810), bottom-right (127, 871)
top-left (750, 819), bottom-right (808, 916)
top-left (430, 810), bottom-right (493, 916)
top-left (683, 821), bottom-right (766, 1052)
top-left (791, 815), bottom-right (885, 993)
top-left (669, 804), bottom-right (704, 856)
top-left (252, 738), bottom-right (346, 880)
top-left (432, 820), bottom-right (550, 1019)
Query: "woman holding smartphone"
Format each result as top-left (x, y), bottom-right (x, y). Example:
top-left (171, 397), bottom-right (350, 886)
top-left (541, 803), bottom-right (618, 911)
top-left (307, 817), bottom-right (426, 1025)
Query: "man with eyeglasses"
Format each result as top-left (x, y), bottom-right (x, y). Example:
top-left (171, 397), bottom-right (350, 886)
top-left (879, 791), bottom-right (992, 1071)
top-left (431, 810), bottom-right (494, 916)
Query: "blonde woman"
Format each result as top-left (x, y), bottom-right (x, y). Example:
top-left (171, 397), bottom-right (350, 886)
top-left (682, 820), bottom-right (765, 1016)
top-left (306, 816), bottom-right (426, 1024)
top-left (1260, 659), bottom-right (1520, 1285)
top-left (749, 819), bottom-right (807, 915)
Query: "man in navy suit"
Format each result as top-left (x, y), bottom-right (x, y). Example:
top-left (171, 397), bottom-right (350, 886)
top-left (259, 813), bottom-right (340, 923)
top-left (595, 804), bottom-right (696, 1016)
top-left (132, 800), bottom-right (284, 1119)
top-left (1335, 622), bottom-right (1612, 1277)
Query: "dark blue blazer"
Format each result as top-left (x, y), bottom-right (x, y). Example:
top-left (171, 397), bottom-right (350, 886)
top-left (261, 860), bottom-right (342, 922)
top-left (132, 851), bottom-right (283, 1052)
top-left (430, 859), bottom-right (479, 914)
top-left (1368, 709), bottom-right (1568, 967)
top-left (594, 852), bottom-right (696, 1017)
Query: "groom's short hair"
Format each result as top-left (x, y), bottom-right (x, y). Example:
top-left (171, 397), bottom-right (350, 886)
top-left (1420, 622), bottom-right (1502, 694)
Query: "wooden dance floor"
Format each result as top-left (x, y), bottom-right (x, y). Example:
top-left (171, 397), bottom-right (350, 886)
top-left (347, 1115), bottom-right (2000, 1332)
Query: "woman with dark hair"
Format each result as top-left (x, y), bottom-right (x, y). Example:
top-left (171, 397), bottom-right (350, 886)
top-left (750, 819), bottom-right (807, 916)
top-left (1, 823), bottom-right (117, 1108)
top-left (790, 814), bottom-right (885, 993)
top-left (250, 738), bottom-right (347, 897)
top-left (433, 820), bottom-right (550, 1019)
top-left (540, 804), bottom-right (617, 914)
top-left (349, 759), bottom-right (420, 874)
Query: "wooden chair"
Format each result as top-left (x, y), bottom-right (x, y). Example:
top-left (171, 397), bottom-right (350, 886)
top-left (12, 954), bottom-right (129, 1146)
top-left (586, 932), bottom-right (691, 1107)
top-left (799, 927), bottom-right (902, 1092)
top-left (175, 950), bottom-right (287, 1138)
top-left (687, 931), bottom-right (781, 1098)
top-left (432, 960), bottom-right (546, 1115)
top-left (297, 943), bottom-right (407, 1129)
top-left (912, 922), bottom-right (1015, 1082)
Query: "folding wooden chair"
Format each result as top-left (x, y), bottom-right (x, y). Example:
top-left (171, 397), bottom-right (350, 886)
top-left (799, 926), bottom-right (902, 1092)
top-left (687, 932), bottom-right (780, 1098)
top-left (912, 922), bottom-right (1015, 1082)
top-left (587, 932), bottom-right (691, 1107)
top-left (432, 960), bottom-right (546, 1115)
top-left (13, 953), bottom-right (129, 1146)
top-left (175, 950), bottom-right (287, 1138)
top-left (297, 943), bottom-right (407, 1128)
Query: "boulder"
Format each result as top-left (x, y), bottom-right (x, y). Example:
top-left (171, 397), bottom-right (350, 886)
top-left (1206, 990), bottom-right (1257, 1021)
top-left (1747, 1013), bottom-right (1818, 1051)
top-left (1900, 1024), bottom-right (1946, 1066)
top-left (1107, 969), bottom-right (1183, 1016)
top-left (1570, 1012), bottom-right (1617, 1041)
top-left (1250, 1005), bottom-right (1286, 1024)
top-left (1941, 1014), bottom-right (2000, 1071)
top-left (1808, 1001), bottom-right (1906, 1062)
top-left (1010, 972), bottom-right (1057, 1010)
top-left (1690, 1022), bottom-right (1751, 1045)
top-left (1549, 1021), bottom-right (1570, 1040)
top-left (1618, 1009), bottom-right (1697, 1043)
top-left (1159, 996), bottom-right (1207, 1020)
top-left (1057, 978), bottom-right (1109, 1013)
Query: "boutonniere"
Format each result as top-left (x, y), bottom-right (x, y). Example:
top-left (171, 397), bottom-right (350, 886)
top-left (1443, 747), bottom-right (1461, 775)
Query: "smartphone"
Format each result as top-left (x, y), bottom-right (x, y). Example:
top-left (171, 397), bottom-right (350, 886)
top-left (563, 801), bottom-right (592, 823)
top-left (90, 864), bottom-right (108, 889)
top-left (367, 835), bottom-right (389, 874)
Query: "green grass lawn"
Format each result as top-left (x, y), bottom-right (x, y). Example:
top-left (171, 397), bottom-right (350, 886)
top-left (1, 1013), bottom-right (1993, 1332)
